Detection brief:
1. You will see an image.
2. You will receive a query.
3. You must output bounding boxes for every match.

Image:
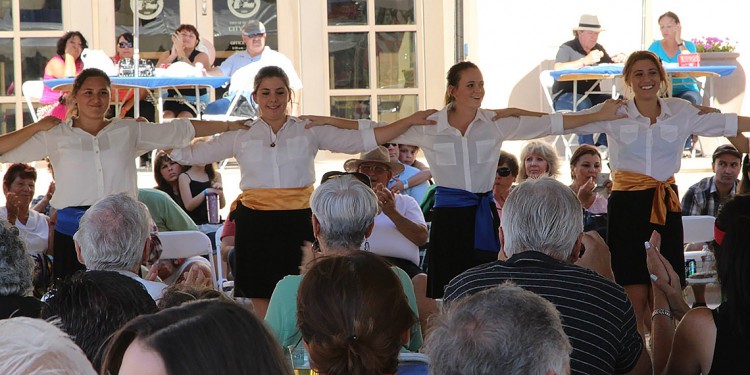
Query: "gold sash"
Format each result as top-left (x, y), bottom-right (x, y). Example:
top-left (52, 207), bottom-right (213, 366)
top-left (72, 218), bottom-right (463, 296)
top-left (611, 170), bottom-right (681, 226)
top-left (230, 185), bottom-right (314, 211)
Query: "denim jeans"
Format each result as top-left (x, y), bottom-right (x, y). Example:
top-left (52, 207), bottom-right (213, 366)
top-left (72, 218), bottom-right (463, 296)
top-left (553, 92), bottom-right (609, 146)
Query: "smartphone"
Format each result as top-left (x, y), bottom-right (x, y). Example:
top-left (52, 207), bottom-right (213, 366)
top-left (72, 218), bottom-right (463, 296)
top-left (685, 259), bottom-right (697, 278)
top-left (596, 172), bottom-right (610, 188)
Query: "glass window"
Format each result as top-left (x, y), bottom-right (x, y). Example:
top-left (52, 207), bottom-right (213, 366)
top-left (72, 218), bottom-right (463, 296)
top-left (0, 38), bottom-right (12, 96)
top-left (212, 0), bottom-right (278, 57)
top-left (376, 32), bottom-right (416, 89)
top-left (374, 0), bottom-right (414, 25)
top-left (0, 1), bottom-right (12, 31)
top-left (19, 0), bottom-right (62, 31)
top-left (330, 96), bottom-right (370, 119)
top-left (329, 33), bottom-right (369, 89)
top-left (377, 94), bottom-right (417, 123)
top-left (115, 0), bottom-right (181, 56)
top-left (328, 0), bottom-right (367, 26)
top-left (21, 37), bottom-right (58, 83)
top-left (0, 103), bottom-right (17, 134)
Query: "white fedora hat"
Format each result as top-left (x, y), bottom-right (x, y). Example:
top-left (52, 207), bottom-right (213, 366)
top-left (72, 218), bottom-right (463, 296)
top-left (573, 14), bottom-right (605, 32)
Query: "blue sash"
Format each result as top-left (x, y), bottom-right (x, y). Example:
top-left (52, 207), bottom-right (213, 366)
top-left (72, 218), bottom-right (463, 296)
top-left (55, 206), bottom-right (89, 237)
top-left (433, 187), bottom-right (499, 252)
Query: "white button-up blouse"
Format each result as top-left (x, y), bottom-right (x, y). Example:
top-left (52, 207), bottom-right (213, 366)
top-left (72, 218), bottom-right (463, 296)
top-left (0, 118), bottom-right (195, 208)
top-left (170, 116), bottom-right (378, 189)
top-left (567, 98), bottom-right (737, 181)
top-left (361, 107), bottom-right (564, 193)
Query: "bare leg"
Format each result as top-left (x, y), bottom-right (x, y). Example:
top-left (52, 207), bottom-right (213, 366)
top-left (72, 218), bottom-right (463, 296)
top-left (624, 284), bottom-right (651, 336)
top-left (251, 297), bottom-right (270, 319)
top-left (412, 273), bottom-right (438, 335)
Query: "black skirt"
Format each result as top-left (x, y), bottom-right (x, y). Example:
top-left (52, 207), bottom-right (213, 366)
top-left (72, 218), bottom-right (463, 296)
top-left (232, 204), bottom-right (314, 298)
top-left (608, 187), bottom-right (685, 286)
top-left (426, 204), bottom-right (499, 298)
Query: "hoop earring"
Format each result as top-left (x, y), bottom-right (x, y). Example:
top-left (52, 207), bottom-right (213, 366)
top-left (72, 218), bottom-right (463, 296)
top-left (363, 239), bottom-right (370, 252)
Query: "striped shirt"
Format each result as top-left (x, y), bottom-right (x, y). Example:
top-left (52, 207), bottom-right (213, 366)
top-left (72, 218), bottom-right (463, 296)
top-left (444, 251), bottom-right (643, 375)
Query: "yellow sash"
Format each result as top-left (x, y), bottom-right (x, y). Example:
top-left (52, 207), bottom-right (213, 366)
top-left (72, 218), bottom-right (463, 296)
top-left (611, 170), bottom-right (681, 226)
top-left (230, 185), bottom-right (314, 211)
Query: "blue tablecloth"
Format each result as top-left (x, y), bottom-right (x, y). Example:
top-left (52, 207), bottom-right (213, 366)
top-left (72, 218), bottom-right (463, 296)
top-left (550, 64), bottom-right (736, 80)
top-left (44, 76), bottom-right (229, 90)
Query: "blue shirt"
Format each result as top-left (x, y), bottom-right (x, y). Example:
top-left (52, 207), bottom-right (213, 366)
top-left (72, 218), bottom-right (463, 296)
top-left (648, 40), bottom-right (699, 95)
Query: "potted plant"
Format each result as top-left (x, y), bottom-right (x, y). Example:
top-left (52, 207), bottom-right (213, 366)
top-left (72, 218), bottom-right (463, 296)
top-left (692, 37), bottom-right (739, 61)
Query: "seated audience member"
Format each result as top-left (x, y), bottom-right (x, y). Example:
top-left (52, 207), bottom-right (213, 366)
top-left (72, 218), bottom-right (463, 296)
top-left (177, 139), bottom-right (225, 237)
top-left (517, 140), bottom-right (560, 182)
top-left (0, 221), bottom-right (42, 319)
top-left (156, 284), bottom-right (233, 310)
top-left (297, 252), bottom-right (417, 375)
top-left (138, 188), bottom-right (198, 232)
top-left (101, 300), bottom-right (290, 375)
top-left (343, 147), bottom-right (435, 330)
top-left (444, 178), bottom-right (651, 375)
top-left (648, 11), bottom-right (702, 152)
top-left (265, 174), bottom-right (422, 352)
top-left (153, 151), bottom-right (189, 207)
top-left (424, 282), bottom-right (572, 375)
top-left (0, 317), bottom-right (96, 375)
top-left (681, 144), bottom-right (741, 217)
top-left (155, 24), bottom-right (211, 119)
top-left (74, 193), bottom-right (167, 300)
top-left (569, 145), bottom-right (610, 239)
top-left (40, 270), bottom-right (157, 369)
top-left (1, 163), bottom-right (52, 255)
top-left (494, 150), bottom-right (519, 223)
top-left (394, 144), bottom-right (431, 202)
top-left (649, 194), bottom-right (750, 375)
top-left (111, 32), bottom-right (156, 122)
top-left (553, 14), bottom-right (625, 146)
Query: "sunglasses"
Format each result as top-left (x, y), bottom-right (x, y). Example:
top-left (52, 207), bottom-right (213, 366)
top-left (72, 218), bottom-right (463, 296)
top-left (357, 164), bottom-right (389, 174)
top-left (496, 167), bottom-right (512, 177)
top-left (118, 41), bottom-right (133, 48)
top-left (246, 33), bottom-right (265, 38)
top-left (381, 143), bottom-right (397, 148)
top-left (320, 171), bottom-right (372, 188)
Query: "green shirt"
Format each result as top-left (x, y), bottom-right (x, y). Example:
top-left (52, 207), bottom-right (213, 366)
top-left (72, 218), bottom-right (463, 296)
top-left (265, 265), bottom-right (423, 352)
top-left (138, 188), bottom-right (198, 232)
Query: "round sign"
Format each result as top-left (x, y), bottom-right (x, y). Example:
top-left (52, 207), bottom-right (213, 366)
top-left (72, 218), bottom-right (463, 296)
top-left (227, 0), bottom-right (261, 19)
top-left (130, 0), bottom-right (164, 21)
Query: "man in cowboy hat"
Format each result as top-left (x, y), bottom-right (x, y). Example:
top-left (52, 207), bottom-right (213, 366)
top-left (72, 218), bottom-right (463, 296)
top-left (552, 14), bottom-right (626, 147)
top-left (344, 146), bottom-right (436, 331)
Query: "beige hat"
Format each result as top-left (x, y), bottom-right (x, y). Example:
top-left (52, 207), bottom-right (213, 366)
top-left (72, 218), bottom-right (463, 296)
top-left (344, 146), bottom-right (405, 175)
top-left (573, 14), bottom-right (605, 32)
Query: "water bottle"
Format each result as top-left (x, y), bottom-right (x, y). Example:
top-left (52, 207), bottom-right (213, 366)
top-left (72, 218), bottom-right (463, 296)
top-left (206, 192), bottom-right (220, 224)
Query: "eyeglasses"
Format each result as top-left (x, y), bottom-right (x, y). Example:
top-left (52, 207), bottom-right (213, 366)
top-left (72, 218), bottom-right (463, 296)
top-left (496, 167), bottom-right (512, 177)
top-left (320, 171), bottom-right (372, 188)
top-left (381, 143), bottom-right (397, 148)
top-left (118, 41), bottom-right (133, 48)
top-left (357, 164), bottom-right (389, 174)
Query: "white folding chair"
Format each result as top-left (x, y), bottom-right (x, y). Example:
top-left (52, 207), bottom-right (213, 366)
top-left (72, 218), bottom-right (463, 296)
top-left (22, 80), bottom-right (44, 122)
top-left (539, 70), bottom-right (576, 160)
top-left (682, 215), bottom-right (715, 244)
top-left (158, 230), bottom-right (219, 290)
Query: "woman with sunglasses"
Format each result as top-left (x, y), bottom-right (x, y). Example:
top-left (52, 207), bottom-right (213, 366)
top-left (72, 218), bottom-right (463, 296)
top-left (493, 151), bottom-right (518, 224)
top-left (111, 32), bottom-right (155, 122)
top-left (169, 65), bottom-right (436, 318)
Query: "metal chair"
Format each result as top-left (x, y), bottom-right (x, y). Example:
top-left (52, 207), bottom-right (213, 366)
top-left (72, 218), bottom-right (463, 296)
top-left (158, 230), bottom-right (219, 290)
top-left (22, 80), bottom-right (44, 122)
top-left (539, 70), bottom-right (576, 160)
